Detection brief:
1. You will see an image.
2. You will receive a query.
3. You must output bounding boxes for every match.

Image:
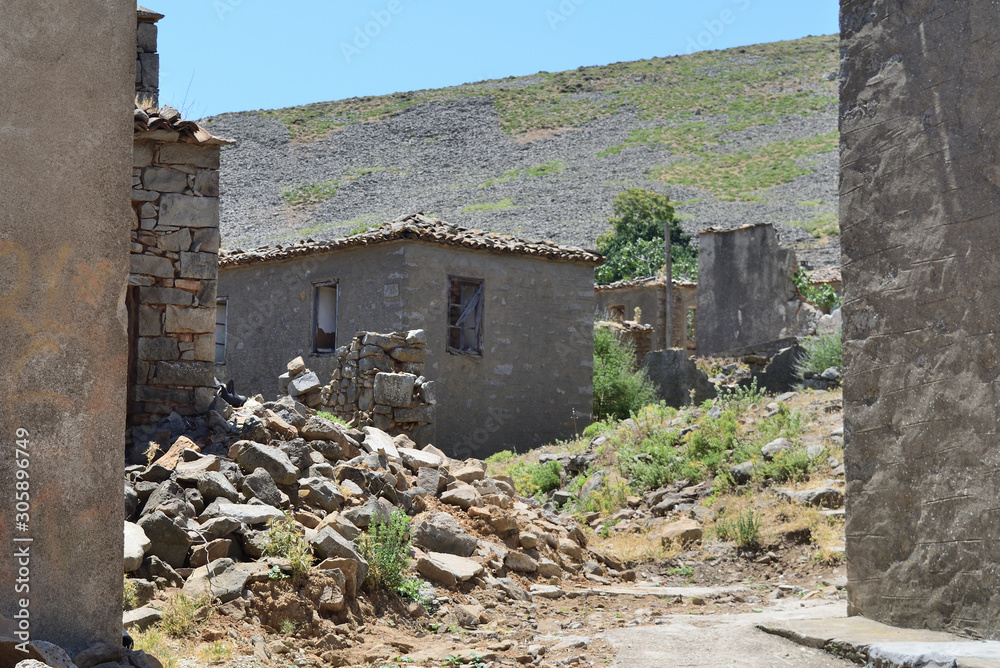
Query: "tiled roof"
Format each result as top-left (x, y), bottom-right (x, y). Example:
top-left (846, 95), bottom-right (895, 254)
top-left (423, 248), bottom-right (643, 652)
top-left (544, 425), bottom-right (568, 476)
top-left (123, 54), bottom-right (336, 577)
top-left (807, 267), bottom-right (842, 284)
top-left (594, 275), bottom-right (697, 292)
top-left (137, 5), bottom-right (164, 21)
top-left (134, 106), bottom-right (231, 145)
top-left (219, 214), bottom-right (604, 268)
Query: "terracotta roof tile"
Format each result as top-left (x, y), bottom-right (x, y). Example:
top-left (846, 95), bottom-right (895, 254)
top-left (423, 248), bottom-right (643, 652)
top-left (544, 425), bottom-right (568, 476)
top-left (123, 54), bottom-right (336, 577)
top-left (219, 214), bottom-right (603, 268)
top-left (806, 267), bottom-right (842, 284)
top-left (134, 106), bottom-right (231, 145)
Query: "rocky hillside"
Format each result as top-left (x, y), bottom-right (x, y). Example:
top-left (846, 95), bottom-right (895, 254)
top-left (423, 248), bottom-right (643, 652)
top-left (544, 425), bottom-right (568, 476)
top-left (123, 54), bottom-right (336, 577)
top-left (203, 35), bottom-right (840, 269)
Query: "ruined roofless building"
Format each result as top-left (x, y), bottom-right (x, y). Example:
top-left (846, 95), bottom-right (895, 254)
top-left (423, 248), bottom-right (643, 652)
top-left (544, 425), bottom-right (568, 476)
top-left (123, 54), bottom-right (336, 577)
top-left (842, 1), bottom-right (1000, 638)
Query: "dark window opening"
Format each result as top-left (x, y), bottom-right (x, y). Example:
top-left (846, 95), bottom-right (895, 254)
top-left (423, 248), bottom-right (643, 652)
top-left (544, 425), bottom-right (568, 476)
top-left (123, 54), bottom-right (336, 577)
top-left (448, 277), bottom-right (483, 356)
top-left (215, 298), bottom-right (228, 365)
top-left (313, 282), bottom-right (338, 353)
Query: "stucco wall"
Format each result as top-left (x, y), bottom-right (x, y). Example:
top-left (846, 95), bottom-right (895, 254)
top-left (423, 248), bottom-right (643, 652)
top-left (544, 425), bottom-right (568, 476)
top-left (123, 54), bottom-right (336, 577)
top-left (217, 242), bottom-right (407, 395)
top-left (842, 0), bottom-right (1000, 637)
top-left (0, 0), bottom-right (134, 652)
top-left (401, 244), bottom-right (595, 457)
top-left (594, 282), bottom-right (665, 349)
top-left (218, 242), bottom-right (595, 456)
top-left (696, 224), bottom-right (802, 357)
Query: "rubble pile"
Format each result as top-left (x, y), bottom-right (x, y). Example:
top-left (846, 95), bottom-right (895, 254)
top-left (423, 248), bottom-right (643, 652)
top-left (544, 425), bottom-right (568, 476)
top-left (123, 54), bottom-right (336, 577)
top-left (114, 360), bottom-right (630, 667)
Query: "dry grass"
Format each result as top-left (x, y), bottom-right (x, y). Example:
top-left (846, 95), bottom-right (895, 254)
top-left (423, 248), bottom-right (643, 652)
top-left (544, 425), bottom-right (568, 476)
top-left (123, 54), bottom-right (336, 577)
top-left (131, 628), bottom-right (180, 668)
top-left (587, 529), bottom-right (683, 563)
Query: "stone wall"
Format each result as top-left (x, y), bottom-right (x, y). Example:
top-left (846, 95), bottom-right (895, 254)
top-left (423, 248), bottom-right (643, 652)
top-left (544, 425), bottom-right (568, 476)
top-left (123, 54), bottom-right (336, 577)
top-left (696, 223), bottom-right (817, 357)
top-left (0, 0), bottom-right (135, 653)
top-left (307, 331), bottom-right (436, 443)
top-left (129, 137), bottom-right (223, 426)
top-left (135, 7), bottom-right (161, 107)
top-left (594, 277), bottom-right (697, 352)
top-left (842, 1), bottom-right (1000, 638)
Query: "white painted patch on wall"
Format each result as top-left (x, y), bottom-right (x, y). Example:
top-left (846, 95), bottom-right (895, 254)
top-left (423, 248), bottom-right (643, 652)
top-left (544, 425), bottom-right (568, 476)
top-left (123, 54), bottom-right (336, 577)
top-left (493, 364), bottom-right (513, 375)
top-left (488, 378), bottom-right (505, 387)
top-left (383, 283), bottom-right (399, 297)
top-left (497, 338), bottom-right (511, 345)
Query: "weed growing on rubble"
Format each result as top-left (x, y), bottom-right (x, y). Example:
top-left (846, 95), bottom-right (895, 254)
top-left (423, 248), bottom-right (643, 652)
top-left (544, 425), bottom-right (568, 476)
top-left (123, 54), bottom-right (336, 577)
top-left (123, 576), bottom-right (139, 611)
top-left (160, 593), bottom-right (211, 638)
top-left (795, 331), bottom-right (842, 378)
top-left (717, 377), bottom-right (766, 413)
top-left (593, 325), bottom-right (657, 421)
top-left (507, 460), bottom-right (563, 498)
top-left (262, 514), bottom-right (314, 578)
top-left (360, 510), bottom-right (414, 595)
top-left (316, 410), bottom-right (349, 426)
top-left (714, 508), bottom-right (762, 552)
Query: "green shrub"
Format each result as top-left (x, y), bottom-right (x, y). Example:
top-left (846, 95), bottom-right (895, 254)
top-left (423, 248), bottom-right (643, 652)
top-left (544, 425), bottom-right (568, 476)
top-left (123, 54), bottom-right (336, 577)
top-left (123, 576), bottom-right (139, 611)
top-left (485, 450), bottom-right (516, 466)
top-left (759, 449), bottom-right (813, 483)
top-left (316, 411), bottom-right (348, 426)
top-left (618, 430), bottom-right (682, 491)
top-left (593, 325), bottom-right (657, 421)
top-left (358, 510), bottom-right (412, 593)
top-left (717, 377), bottom-right (765, 413)
top-left (714, 509), bottom-right (761, 553)
top-left (792, 268), bottom-right (841, 313)
top-left (262, 514), bottom-right (314, 578)
top-left (795, 331), bottom-right (842, 378)
top-left (160, 594), bottom-right (211, 638)
top-left (508, 461), bottom-right (563, 498)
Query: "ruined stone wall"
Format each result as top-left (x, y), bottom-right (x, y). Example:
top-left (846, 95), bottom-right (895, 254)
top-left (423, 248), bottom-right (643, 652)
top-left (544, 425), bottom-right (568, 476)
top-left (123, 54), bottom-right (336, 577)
top-left (842, 1), bottom-right (1000, 638)
top-left (0, 0), bottom-right (134, 652)
top-left (135, 11), bottom-right (160, 107)
top-left (312, 331), bottom-right (436, 444)
top-left (696, 223), bottom-right (815, 357)
top-left (594, 278), bottom-right (698, 352)
top-left (129, 137), bottom-right (221, 425)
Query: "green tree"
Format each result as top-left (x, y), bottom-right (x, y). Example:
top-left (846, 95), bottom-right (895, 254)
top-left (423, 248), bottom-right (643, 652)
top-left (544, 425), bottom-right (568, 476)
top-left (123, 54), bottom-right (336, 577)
top-left (595, 188), bottom-right (698, 284)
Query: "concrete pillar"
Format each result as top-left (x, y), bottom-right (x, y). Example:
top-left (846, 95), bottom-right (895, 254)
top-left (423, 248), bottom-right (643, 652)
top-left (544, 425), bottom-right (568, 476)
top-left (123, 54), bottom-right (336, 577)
top-left (0, 0), bottom-right (135, 655)
top-left (842, 1), bottom-right (1000, 638)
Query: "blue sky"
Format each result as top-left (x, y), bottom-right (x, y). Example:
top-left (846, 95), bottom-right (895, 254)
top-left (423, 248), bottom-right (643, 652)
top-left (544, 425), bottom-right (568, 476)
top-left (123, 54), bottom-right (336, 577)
top-left (155, 0), bottom-right (839, 119)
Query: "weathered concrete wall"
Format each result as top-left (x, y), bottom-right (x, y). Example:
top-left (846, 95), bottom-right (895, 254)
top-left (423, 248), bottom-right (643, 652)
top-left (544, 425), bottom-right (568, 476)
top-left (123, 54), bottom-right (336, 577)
top-left (129, 138), bottom-right (222, 425)
top-left (217, 243), bottom-right (407, 395)
top-left (402, 244), bottom-right (595, 458)
top-left (696, 224), bottom-right (811, 357)
top-left (842, 1), bottom-right (1000, 638)
top-left (0, 0), bottom-right (134, 653)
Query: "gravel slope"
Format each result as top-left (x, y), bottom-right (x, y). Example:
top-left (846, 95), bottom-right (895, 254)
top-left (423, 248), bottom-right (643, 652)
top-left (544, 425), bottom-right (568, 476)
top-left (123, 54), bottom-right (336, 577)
top-left (204, 59), bottom-right (839, 269)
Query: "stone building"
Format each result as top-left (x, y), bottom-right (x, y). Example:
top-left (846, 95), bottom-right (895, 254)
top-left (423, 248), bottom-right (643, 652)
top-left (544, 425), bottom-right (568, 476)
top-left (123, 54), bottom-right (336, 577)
top-left (594, 276), bottom-right (698, 353)
top-left (127, 6), bottom-right (230, 427)
top-left (216, 214), bottom-right (601, 457)
top-left (842, 0), bottom-right (1000, 638)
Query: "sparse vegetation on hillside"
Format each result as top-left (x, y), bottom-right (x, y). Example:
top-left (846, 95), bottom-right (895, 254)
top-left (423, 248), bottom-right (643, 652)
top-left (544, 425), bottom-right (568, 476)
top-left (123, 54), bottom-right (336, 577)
top-left (281, 181), bottom-right (339, 207)
top-left (256, 36), bottom-right (837, 142)
top-left (595, 188), bottom-right (698, 284)
top-left (795, 331), bottom-right (842, 378)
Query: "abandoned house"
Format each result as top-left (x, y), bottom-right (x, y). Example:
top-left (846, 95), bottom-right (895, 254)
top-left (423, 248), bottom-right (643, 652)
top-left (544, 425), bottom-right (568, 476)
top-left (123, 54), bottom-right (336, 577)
top-left (215, 214), bottom-right (602, 457)
top-left (593, 276), bottom-right (698, 353)
top-left (128, 6), bottom-right (230, 427)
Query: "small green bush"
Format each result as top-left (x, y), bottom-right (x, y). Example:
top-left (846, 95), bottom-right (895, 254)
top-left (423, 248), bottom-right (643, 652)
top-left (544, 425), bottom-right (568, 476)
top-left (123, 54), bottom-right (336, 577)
top-left (618, 430), bottom-right (682, 491)
top-left (508, 461), bottom-right (563, 498)
top-left (358, 510), bottom-right (412, 593)
top-left (262, 514), bottom-right (314, 578)
top-left (715, 509), bottom-right (761, 553)
top-left (485, 450), bottom-right (516, 466)
top-left (160, 593), bottom-right (211, 638)
top-left (316, 411), bottom-right (348, 426)
top-left (717, 377), bottom-right (765, 413)
top-left (593, 325), bottom-right (657, 421)
top-left (795, 331), bottom-right (842, 378)
top-left (759, 448), bottom-right (813, 483)
top-left (123, 576), bottom-right (139, 611)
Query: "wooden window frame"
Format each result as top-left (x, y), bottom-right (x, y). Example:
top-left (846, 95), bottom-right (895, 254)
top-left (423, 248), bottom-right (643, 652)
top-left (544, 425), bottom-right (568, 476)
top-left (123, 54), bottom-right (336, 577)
top-left (447, 276), bottom-right (484, 357)
top-left (312, 280), bottom-right (339, 354)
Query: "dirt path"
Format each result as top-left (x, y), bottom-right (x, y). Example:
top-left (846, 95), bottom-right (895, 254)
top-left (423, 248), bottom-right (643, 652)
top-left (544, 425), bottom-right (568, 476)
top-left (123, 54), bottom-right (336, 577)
top-left (603, 600), bottom-right (854, 668)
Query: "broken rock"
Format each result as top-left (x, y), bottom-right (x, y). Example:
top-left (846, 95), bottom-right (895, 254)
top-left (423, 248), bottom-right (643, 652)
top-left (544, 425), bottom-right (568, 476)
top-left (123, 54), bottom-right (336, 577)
top-left (416, 552), bottom-right (484, 587)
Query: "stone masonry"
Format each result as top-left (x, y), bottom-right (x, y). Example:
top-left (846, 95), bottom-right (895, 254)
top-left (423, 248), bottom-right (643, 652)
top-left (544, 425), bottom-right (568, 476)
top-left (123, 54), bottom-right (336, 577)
top-left (842, 1), bottom-right (1000, 638)
top-left (128, 6), bottom-right (230, 427)
top-left (135, 7), bottom-right (162, 107)
top-left (306, 330), bottom-right (436, 444)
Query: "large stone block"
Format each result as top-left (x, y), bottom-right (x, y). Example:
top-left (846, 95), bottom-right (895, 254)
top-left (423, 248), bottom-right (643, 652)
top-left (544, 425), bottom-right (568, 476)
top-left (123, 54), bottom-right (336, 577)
top-left (192, 227), bottom-right (221, 253)
top-left (130, 253), bottom-right (174, 279)
top-left (158, 143), bottom-right (220, 169)
top-left (140, 286), bottom-right (195, 306)
top-left (137, 336), bottom-right (180, 361)
top-left (158, 194), bottom-right (219, 229)
top-left (841, 0), bottom-right (1000, 639)
top-left (141, 166), bottom-right (187, 193)
top-left (136, 21), bottom-right (157, 52)
top-left (139, 52), bottom-right (158, 89)
top-left (373, 372), bottom-right (416, 408)
top-left (164, 305), bottom-right (214, 334)
top-left (179, 251), bottom-right (217, 279)
top-left (158, 228), bottom-right (192, 253)
top-left (639, 349), bottom-right (715, 408)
